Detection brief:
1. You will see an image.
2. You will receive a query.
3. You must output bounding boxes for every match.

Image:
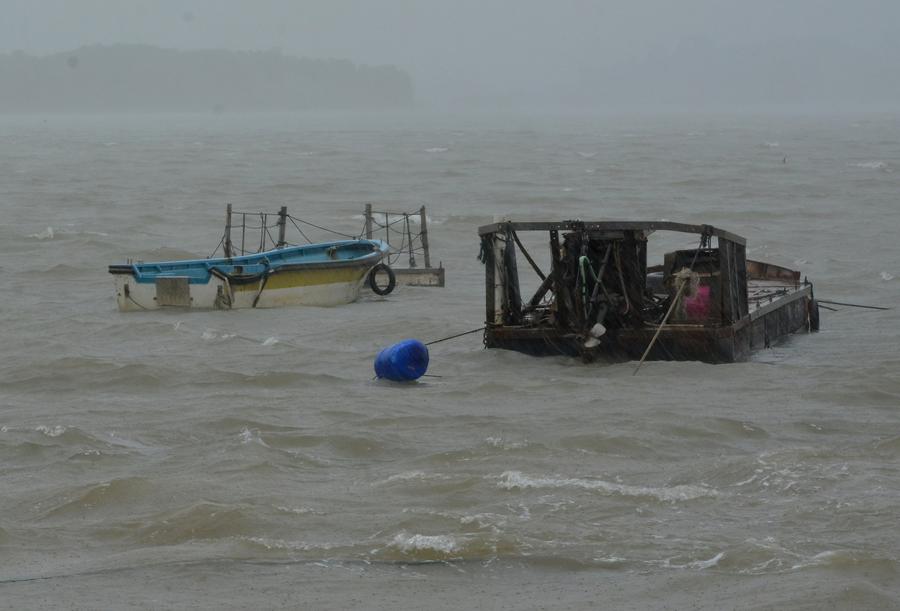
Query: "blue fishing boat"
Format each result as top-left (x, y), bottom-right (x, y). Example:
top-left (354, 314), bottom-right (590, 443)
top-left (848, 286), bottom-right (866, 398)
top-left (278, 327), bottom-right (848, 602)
top-left (109, 239), bottom-right (391, 311)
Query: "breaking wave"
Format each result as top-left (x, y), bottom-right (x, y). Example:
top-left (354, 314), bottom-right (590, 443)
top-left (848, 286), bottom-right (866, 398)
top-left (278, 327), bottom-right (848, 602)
top-left (496, 471), bottom-right (718, 502)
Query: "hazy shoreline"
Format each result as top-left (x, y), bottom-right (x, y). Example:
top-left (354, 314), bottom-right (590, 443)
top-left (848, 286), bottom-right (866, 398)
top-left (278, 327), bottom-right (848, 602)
top-left (0, 44), bottom-right (414, 112)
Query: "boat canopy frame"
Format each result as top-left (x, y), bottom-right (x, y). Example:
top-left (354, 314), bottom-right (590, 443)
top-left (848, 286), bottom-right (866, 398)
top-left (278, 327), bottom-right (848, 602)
top-left (478, 220), bottom-right (751, 334)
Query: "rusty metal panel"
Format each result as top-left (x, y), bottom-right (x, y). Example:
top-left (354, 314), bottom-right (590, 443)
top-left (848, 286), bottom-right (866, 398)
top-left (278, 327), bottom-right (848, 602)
top-left (155, 276), bottom-right (191, 307)
top-left (478, 221), bottom-right (746, 246)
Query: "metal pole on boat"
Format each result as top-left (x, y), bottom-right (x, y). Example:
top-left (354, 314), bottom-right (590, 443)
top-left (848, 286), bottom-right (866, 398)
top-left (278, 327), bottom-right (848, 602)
top-left (277, 206), bottom-right (287, 248)
top-left (405, 213), bottom-right (416, 267)
top-left (241, 214), bottom-right (246, 255)
top-left (364, 203), bottom-right (373, 239)
top-left (419, 205), bottom-right (432, 269)
top-left (259, 213), bottom-right (267, 252)
top-left (224, 204), bottom-right (233, 258)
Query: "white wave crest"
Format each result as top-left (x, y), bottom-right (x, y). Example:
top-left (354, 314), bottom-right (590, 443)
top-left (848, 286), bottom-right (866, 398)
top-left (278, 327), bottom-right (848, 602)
top-left (29, 227), bottom-right (54, 240)
top-left (275, 505), bottom-right (323, 515)
top-left (690, 551), bottom-right (725, 569)
top-left (497, 470), bottom-right (718, 501)
top-left (663, 551), bottom-right (726, 570)
top-left (238, 427), bottom-right (268, 447)
top-left (880, 271), bottom-right (894, 281)
top-left (484, 436), bottom-right (528, 450)
top-left (242, 536), bottom-right (339, 552)
top-left (424, 147), bottom-right (449, 153)
top-left (853, 161), bottom-right (891, 172)
top-left (35, 425), bottom-right (67, 437)
top-left (391, 532), bottom-right (461, 554)
top-left (200, 329), bottom-right (236, 342)
top-left (376, 471), bottom-right (452, 485)
top-left (791, 550), bottom-right (840, 570)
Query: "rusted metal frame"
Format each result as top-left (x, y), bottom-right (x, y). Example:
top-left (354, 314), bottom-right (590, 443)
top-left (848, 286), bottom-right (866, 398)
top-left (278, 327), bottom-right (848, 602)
top-left (527, 275), bottom-right (554, 309)
top-left (734, 241), bottom-right (750, 318)
top-left (585, 245), bottom-right (613, 319)
top-left (548, 229), bottom-right (569, 328)
top-left (612, 242), bottom-right (632, 316)
top-left (493, 323), bottom-right (737, 341)
top-left (484, 234), bottom-right (496, 328)
top-left (748, 286), bottom-right (811, 321)
top-left (478, 220), bottom-right (746, 246)
top-left (719, 238), bottom-right (736, 324)
top-left (509, 226), bottom-right (546, 281)
top-left (502, 227), bottom-right (523, 324)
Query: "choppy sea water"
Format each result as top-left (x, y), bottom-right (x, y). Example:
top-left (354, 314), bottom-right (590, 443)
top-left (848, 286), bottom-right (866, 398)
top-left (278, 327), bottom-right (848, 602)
top-left (1, 111), bottom-right (899, 610)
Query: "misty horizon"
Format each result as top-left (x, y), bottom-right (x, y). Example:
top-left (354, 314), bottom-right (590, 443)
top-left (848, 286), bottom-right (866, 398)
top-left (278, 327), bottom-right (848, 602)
top-left (0, 45), bottom-right (413, 112)
top-left (1, 1), bottom-right (898, 112)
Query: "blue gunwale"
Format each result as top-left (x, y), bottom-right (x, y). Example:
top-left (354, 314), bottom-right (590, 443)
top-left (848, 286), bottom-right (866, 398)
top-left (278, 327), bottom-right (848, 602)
top-left (109, 239), bottom-right (388, 284)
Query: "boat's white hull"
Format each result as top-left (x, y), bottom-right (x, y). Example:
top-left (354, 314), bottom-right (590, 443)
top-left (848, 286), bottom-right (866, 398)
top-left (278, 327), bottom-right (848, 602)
top-left (114, 265), bottom-right (371, 311)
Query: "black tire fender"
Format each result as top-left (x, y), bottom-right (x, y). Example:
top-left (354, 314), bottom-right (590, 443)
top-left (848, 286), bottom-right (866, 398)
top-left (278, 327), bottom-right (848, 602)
top-left (808, 298), bottom-right (820, 332)
top-left (368, 263), bottom-right (396, 296)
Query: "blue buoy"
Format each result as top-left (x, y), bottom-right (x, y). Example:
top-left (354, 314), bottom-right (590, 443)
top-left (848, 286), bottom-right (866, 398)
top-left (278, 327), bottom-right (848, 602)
top-left (374, 339), bottom-right (429, 382)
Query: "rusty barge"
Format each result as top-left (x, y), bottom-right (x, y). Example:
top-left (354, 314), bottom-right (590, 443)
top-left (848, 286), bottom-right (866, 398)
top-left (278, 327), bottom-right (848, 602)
top-left (478, 221), bottom-right (819, 363)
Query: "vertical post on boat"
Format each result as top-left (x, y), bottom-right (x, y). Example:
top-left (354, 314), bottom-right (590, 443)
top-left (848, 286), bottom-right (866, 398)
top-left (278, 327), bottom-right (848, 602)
top-left (224, 204), bottom-right (233, 258)
top-left (496, 234), bottom-right (508, 325)
top-left (241, 214), bottom-right (246, 256)
top-left (419, 205), bottom-right (432, 269)
top-left (484, 231), bottom-right (496, 327)
top-left (259, 213), bottom-right (267, 252)
top-left (405, 213), bottom-right (416, 267)
top-left (549, 229), bottom-right (566, 328)
top-left (364, 203), bottom-right (373, 239)
top-left (276, 206), bottom-right (287, 248)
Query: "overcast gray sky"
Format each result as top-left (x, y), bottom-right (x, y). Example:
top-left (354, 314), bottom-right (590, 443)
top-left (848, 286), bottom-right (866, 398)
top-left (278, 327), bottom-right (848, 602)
top-left (3, 0), bottom-right (899, 109)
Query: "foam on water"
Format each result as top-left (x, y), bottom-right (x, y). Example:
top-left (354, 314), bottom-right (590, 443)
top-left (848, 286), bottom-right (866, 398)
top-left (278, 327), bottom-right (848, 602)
top-left (496, 470), bottom-right (718, 502)
top-left (28, 226), bottom-right (54, 240)
top-left (390, 532), bottom-right (461, 555)
top-left (35, 425), bottom-right (67, 437)
top-left (853, 160), bottom-right (892, 171)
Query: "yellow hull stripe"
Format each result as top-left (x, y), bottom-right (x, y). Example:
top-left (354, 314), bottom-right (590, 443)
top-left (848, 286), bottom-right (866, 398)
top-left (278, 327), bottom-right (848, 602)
top-left (234, 267), bottom-right (366, 292)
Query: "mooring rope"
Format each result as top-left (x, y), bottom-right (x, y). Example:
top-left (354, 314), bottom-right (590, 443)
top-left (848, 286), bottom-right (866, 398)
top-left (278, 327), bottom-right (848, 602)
top-left (632, 269), bottom-right (696, 376)
top-left (425, 327), bottom-right (486, 346)
top-left (633, 232), bottom-right (708, 376)
top-left (817, 299), bottom-right (890, 311)
top-left (286, 215), bottom-right (359, 240)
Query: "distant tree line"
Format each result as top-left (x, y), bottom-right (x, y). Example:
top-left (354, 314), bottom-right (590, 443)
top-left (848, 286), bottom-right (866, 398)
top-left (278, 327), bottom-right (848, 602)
top-left (0, 45), bottom-right (414, 111)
